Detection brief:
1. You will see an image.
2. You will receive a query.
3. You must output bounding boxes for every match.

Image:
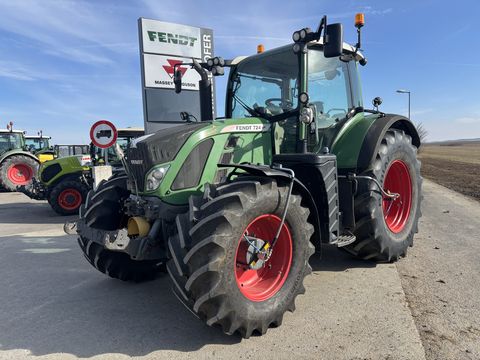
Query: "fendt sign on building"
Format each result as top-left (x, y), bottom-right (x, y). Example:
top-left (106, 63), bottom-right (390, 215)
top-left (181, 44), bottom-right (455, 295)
top-left (138, 18), bottom-right (214, 133)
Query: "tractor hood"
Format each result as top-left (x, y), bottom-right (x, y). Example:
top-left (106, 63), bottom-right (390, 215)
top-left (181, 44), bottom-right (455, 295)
top-left (38, 154), bottom-right (91, 184)
top-left (127, 122), bottom-right (209, 191)
top-left (126, 118), bottom-right (272, 196)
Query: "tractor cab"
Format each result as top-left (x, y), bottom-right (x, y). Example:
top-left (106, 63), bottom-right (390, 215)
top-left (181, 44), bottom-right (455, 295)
top-left (25, 135), bottom-right (55, 163)
top-left (226, 40), bottom-right (365, 155)
top-left (0, 129), bottom-right (25, 154)
top-left (25, 135), bottom-right (51, 153)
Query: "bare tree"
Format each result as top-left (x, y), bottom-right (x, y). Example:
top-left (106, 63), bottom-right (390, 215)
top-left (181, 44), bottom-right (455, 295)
top-left (415, 122), bottom-right (428, 143)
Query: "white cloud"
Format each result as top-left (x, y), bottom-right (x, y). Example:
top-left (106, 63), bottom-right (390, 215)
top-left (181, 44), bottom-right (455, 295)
top-left (454, 117), bottom-right (480, 124)
top-left (0, 0), bottom-right (137, 65)
top-left (0, 65), bottom-right (35, 81)
top-left (411, 108), bottom-right (433, 116)
top-left (0, 60), bottom-right (59, 81)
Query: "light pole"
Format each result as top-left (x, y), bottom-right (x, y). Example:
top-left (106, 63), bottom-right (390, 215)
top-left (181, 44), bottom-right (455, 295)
top-left (396, 89), bottom-right (411, 119)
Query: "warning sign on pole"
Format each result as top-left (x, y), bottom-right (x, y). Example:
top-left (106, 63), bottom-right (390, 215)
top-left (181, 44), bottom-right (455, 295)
top-left (90, 120), bottom-right (118, 149)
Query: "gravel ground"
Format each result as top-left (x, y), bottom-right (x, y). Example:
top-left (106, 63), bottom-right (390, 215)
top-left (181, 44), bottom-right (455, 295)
top-left (396, 180), bottom-right (480, 359)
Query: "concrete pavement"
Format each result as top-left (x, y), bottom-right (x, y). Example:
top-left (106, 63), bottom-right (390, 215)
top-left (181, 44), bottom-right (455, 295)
top-left (2, 180), bottom-right (477, 359)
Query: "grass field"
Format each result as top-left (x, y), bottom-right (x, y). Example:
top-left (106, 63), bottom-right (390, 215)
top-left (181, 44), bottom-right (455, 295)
top-left (419, 140), bottom-right (480, 201)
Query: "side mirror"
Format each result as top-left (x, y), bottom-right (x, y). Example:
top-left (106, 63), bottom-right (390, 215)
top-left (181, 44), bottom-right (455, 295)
top-left (173, 69), bottom-right (182, 93)
top-left (180, 112), bottom-right (189, 121)
top-left (372, 97), bottom-right (382, 107)
top-left (372, 97), bottom-right (382, 110)
top-left (324, 23), bottom-right (343, 58)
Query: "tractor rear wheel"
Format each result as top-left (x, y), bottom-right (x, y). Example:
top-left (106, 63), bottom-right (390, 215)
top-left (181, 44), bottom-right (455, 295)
top-left (167, 177), bottom-right (315, 338)
top-left (77, 174), bottom-right (163, 282)
top-left (344, 129), bottom-right (422, 262)
top-left (0, 155), bottom-right (39, 191)
top-left (49, 179), bottom-right (89, 216)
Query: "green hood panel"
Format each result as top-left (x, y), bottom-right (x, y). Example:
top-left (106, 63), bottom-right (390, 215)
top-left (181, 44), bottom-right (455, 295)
top-left (39, 155), bottom-right (89, 185)
top-left (132, 118), bottom-right (272, 205)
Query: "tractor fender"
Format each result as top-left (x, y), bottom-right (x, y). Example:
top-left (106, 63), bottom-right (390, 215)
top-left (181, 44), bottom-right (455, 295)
top-left (218, 163), bottom-right (322, 247)
top-left (357, 114), bottom-right (420, 173)
top-left (0, 149), bottom-right (40, 164)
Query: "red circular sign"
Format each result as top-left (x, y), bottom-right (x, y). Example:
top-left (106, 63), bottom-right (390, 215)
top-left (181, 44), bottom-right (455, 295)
top-left (90, 120), bottom-right (118, 149)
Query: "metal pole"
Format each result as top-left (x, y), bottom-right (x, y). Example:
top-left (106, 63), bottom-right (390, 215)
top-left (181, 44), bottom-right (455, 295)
top-left (396, 89), bottom-right (411, 119)
top-left (104, 148), bottom-right (108, 165)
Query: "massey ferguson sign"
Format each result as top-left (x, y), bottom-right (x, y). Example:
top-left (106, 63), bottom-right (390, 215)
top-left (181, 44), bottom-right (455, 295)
top-left (143, 54), bottom-right (200, 90)
top-left (138, 18), bottom-right (214, 131)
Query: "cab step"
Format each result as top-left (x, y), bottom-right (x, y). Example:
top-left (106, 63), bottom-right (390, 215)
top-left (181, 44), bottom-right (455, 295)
top-left (332, 234), bottom-right (356, 247)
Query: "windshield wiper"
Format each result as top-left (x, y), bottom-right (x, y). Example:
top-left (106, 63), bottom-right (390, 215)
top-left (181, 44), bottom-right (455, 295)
top-left (234, 94), bottom-right (299, 123)
top-left (233, 94), bottom-right (265, 119)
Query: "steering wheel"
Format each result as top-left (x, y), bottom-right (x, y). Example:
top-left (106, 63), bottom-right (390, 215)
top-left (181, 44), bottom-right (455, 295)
top-left (265, 98), bottom-right (293, 109)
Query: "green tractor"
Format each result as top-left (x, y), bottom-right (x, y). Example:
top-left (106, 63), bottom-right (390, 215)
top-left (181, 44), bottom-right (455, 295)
top-left (0, 126), bottom-right (40, 191)
top-left (20, 128), bottom-right (144, 215)
top-left (76, 15), bottom-right (422, 338)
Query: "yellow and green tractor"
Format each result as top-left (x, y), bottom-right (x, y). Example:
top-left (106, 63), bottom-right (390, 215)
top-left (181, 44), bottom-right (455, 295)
top-left (20, 128), bottom-right (144, 215)
top-left (25, 134), bottom-right (55, 163)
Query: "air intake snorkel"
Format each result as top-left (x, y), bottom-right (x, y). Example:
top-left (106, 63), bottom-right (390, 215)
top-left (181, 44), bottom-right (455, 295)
top-left (114, 142), bottom-right (139, 196)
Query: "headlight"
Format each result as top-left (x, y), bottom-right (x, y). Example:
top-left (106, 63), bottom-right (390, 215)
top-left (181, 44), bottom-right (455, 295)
top-left (300, 107), bottom-right (314, 124)
top-left (145, 165), bottom-right (170, 192)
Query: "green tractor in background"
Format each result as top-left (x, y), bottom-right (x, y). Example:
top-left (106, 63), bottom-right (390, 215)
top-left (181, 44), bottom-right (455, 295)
top-left (0, 124), bottom-right (40, 192)
top-left (20, 128), bottom-right (144, 215)
top-left (76, 14), bottom-right (422, 338)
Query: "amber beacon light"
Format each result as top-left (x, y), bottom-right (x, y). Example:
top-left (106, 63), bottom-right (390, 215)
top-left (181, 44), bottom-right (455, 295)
top-left (257, 44), bottom-right (265, 53)
top-left (355, 13), bottom-right (365, 28)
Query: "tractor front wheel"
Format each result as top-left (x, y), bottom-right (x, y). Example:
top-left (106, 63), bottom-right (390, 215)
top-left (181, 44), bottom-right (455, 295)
top-left (0, 155), bottom-right (39, 191)
top-left (166, 177), bottom-right (315, 338)
top-left (77, 174), bottom-right (164, 282)
top-left (344, 129), bottom-right (422, 262)
top-left (49, 179), bottom-right (89, 216)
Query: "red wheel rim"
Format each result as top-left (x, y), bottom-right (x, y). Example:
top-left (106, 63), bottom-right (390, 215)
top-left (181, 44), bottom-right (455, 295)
top-left (382, 160), bottom-right (412, 233)
top-left (7, 164), bottom-right (33, 185)
top-left (58, 189), bottom-right (82, 211)
top-left (234, 214), bottom-right (293, 302)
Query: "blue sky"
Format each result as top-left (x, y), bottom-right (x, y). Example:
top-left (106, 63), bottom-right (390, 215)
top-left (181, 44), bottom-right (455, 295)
top-left (0, 0), bottom-right (479, 143)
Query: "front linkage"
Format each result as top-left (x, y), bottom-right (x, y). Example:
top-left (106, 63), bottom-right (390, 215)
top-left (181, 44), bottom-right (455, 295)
top-left (17, 177), bottom-right (48, 200)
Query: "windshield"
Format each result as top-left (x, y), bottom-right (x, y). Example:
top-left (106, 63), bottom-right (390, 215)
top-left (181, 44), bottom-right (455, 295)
top-left (26, 138), bottom-right (48, 151)
top-left (93, 136), bottom-right (134, 166)
top-left (0, 133), bottom-right (23, 153)
top-left (306, 48), bottom-right (360, 152)
top-left (229, 47), bottom-right (299, 119)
